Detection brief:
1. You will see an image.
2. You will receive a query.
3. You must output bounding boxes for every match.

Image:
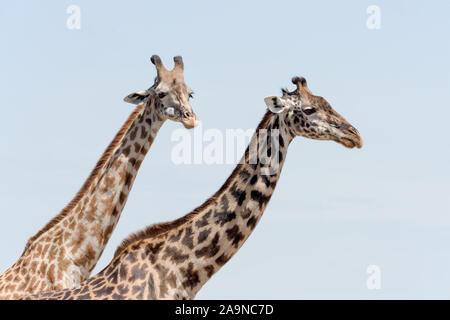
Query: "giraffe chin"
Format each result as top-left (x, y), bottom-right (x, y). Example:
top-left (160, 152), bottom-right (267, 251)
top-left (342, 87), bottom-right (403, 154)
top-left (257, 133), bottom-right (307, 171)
top-left (182, 118), bottom-right (198, 129)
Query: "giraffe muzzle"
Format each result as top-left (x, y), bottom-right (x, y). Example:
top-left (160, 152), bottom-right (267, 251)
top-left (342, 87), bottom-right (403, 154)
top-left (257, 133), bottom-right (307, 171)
top-left (339, 131), bottom-right (363, 149)
top-left (336, 124), bottom-right (363, 149)
top-left (182, 116), bottom-right (198, 129)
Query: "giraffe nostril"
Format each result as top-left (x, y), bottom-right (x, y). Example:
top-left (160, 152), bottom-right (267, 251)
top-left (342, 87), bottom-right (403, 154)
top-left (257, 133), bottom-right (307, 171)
top-left (181, 108), bottom-right (190, 118)
top-left (348, 127), bottom-right (359, 135)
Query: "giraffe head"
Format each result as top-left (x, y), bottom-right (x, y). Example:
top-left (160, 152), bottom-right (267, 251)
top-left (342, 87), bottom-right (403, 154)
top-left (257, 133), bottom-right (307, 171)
top-left (124, 55), bottom-right (198, 129)
top-left (264, 76), bottom-right (362, 148)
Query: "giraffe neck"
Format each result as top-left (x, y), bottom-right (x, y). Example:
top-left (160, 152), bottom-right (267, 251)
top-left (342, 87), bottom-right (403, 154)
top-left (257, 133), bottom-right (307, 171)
top-left (1, 98), bottom-right (166, 298)
top-left (175, 111), bottom-right (294, 298)
top-left (59, 101), bottom-right (165, 271)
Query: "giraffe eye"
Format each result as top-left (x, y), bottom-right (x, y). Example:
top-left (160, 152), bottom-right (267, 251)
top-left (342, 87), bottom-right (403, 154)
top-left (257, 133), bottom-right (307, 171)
top-left (303, 107), bottom-right (316, 115)
top-left (189, 93), bottom-right (194, 99)
top-left (158, 92), bottom-right (167, 99)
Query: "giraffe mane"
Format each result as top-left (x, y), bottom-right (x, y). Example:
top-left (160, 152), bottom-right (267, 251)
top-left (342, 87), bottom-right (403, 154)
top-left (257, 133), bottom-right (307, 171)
top-left (113, 110), bottom-right (274, 258)
top-left (21, 103), bottom-right (147, 256)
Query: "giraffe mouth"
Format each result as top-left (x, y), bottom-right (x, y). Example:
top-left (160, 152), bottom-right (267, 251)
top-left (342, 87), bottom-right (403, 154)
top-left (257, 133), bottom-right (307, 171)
top-left (340, 136), bottom-right (363, 149)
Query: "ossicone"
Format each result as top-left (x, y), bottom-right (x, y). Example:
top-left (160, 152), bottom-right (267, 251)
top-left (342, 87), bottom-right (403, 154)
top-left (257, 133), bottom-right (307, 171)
top-left (173, 56), bottom-right (184, 70)
top-left (291, 76), bottom-right (307, 86)
top-left (150, 55), bottom-right (162, 66)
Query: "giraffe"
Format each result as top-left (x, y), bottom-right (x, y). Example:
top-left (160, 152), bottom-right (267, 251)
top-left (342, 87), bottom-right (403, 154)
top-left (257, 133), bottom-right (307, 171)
top-left (27, 76), bottom-right (362, 300)
top-left (0, 55), bottom-right (198, 299)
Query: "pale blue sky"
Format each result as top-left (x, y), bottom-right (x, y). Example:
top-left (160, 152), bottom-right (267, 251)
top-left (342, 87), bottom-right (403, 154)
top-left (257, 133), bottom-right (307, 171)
top-left (0, 1), bottom-right (449, 299)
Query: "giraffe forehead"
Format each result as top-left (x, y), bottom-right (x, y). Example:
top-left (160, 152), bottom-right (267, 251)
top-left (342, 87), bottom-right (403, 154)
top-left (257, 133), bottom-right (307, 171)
top-left (158, 75), bottom-right (188, 93)
top-left (305, 95), bottom-right (334, 113)
top-left (158, 69), bottom-right (185, 85)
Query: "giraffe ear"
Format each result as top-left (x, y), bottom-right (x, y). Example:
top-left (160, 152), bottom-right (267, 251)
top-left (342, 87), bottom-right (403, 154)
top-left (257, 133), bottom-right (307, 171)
top-left (123, 90), bottom-right (151, 105)
top-left (264, 96), bottom-right (290, 114)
